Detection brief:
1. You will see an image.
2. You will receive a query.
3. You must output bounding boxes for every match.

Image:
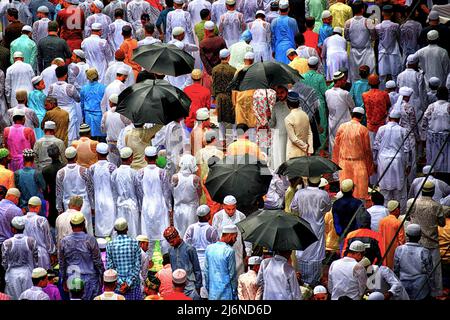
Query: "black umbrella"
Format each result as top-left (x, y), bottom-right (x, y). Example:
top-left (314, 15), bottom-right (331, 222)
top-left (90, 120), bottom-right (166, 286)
top-left (236, 209), bottom-right (318, 251)
top-left (132, 42), bottom-right (195, 76)
top-left (276, 156), bottom-right (341, 178)
top-left (116, 79), bottom-right (191, 125)
top-left (228, 61), bottom-right (302, 91)
top-left (205, 155), bottom-right (272, 206)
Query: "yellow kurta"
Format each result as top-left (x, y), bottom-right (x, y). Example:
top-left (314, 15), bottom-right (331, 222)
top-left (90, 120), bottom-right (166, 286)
top-left (289, 57), bottom-right (309, 75)
top-left (233, 89), bottom-right (256, 127)
top-left (329, 2), bottom-right (353, 28)
top-left (284, 108), bottom-right (314, 160)
top-left (332, 119), bottom-right (374, 200)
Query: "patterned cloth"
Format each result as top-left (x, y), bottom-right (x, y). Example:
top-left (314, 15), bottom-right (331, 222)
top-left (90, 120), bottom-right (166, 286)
top-left (106, 235), bottom-right (141, 290)
top-left (211, 63), bottom-right (236, 124)
top-left (252, 89), bottom-right (276, 150)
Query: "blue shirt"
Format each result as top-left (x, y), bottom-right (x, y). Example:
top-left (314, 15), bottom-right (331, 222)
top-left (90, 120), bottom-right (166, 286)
top-left (80, 81), bottom-right (106, 137)
top-left (156, 7), bottom-right (174, 32)
top-left (204, 241), bottom-right (237, 300)
top-left (168, 241), bottom-right (202, 291)
top-left (0, 199), bottom-right (23, 244)
top-left (318, 23), bottom-right (333, 47)
top-left (350, 79), bottom-right (370, 125)
top-left (14, 166), bottom-right (46, 210)
top-left (106, 234), bottom-right (141, 288)
top-left (332, 194), bottom-right (363, 237)
top-left (28, 89), bottom-right (47, 139)
top-left (59, 231), bottom-right (104, 280)
top-left (271, 15), bottom-right (299, 64)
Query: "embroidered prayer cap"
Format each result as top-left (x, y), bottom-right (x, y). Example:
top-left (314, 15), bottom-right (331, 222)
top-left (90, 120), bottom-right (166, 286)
top-left (109, 93), bottom-right (119, 104)
top-left (22, 25), bottom-right (32, 32)
top-left (85, 68), bottom-right (99, 81)
top-left (429, 77), bottom-right (441, 87)
top-left (423, 180), bottom-right (435, 192)
top-left (96, 142), bottom-right (109, 155)
top-left (287, 91), bottom-right (299, 103)
top-left (220, 49), bottom-right (230, 58)
top-left (332, 71), bottom-right (345, 81)
top-left (93, 0), bottom-right (104, 9)
top-left (163, 226), bottom-right (179, 240)
top-left (385, 80), bottom-right (396, 89)
top-left (191, 68), bottom-right (202, 80)
top-left (196, 205), bottom-right (210, 217)
top-left (73, 49), bottom-right (85, 59)
top-left (37, 5), bottom-right (49, 13)
top-left (11, 216), bottom-right (26, 230)
top-left (255, 10), bottom-right (265, 17)
top-left (136, 235), bottom-right (149, 242)
top-left (428, 11), bottom-right (439, 21)
top-left (427, 30), bottom-right (439, 41)
top-left (97, 238), bottom-right (107, 249)
top-left (333, 27), bottom-right (342, 35)
top-left (340, 179), bottom-right (354, 192)
top-left (13, 51), bottom-right (24, 58)
top-left (321, 10), bottom-right (331, 19)
top-left (308, 56), bottom-right (319, 66)
top-left (70, 211), bottom-right (85, 225)
top-left (244, 51), bottom-right (255, 60)
top-left (279, 0), bottom-right (289, 9)
top-left (22, 148), bottom-right (35, 158)
top-left (32, 267), bottom-right (47, 279)
top-left (6, 188), bottom-right (20, 198)
top-left (91, 22), bottom-right (102, 31)
top-left (225, 0), bottom-right (236, 5)
top-left (172, 27), bottom-right (185, 36)
top-left (222, 224), bottom-right (238, 234)
top-left (172, 269), bottom-right (187, 284)
top-left (387, 200), bottom-right (399, 212)
top-left (196, 107), bottom-right (210, 121)
top-left (352, 107), bottom-right (365, 115)
top-left (120, 147), bottom-right (133, 159)
top-left (79, 123), bottom-right (91, 133)
top-left (32, 75), bottom-right (43, 85)
top-left (144, 146), bottom-right (157, 157)
top-left (285, 48), bottom-right (296, 57)
top-left (204, 21), bottom-right (215, 31)
top-left (65, 146), bottom-right (77, 159)
top-left (28, 196), bottom-right (42, 207)
top-left (114, 217), bottom-right (128, 231)
top-left (223, 195), bottom-right (237, 205)
top-left (248, 256), bottom-right (262, 265)
top-left (103, 269), bottom-right (118, 282)
top-left (313, 285), bottom-right (327, 295)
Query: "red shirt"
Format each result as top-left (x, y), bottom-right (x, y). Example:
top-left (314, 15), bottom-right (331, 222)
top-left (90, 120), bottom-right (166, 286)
top-left (183, 83), bottom-right (211, 129)
top-left (303, 29), bottom-right (319, 54)
top-left (146, 0), bottom-right (163, 11)
top-left (362, 89), bottom-right (390, 133)
top-left (56, 6), bottom-right (85, 41)
top-left (163, 291), bottom-right (193, 300)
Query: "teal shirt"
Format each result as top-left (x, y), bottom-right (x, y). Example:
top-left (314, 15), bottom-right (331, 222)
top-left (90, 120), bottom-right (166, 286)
top-left (28, 89), bottom-right (47, 139)
top-left (10, 35), bottom-right (37, 70)
top-left (349, 79), bottom-right (370, 125)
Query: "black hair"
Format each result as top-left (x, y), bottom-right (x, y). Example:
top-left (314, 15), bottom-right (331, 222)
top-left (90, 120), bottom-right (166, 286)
top-left (7, 8), bottom-right (18, 19)
top-left (122, 25), bottom-right (132, 37)
top-left (294, 32), bottom-right (305, 46)
top-left (436, 86), bottom-right (448, 101)
top-left (236, 123), bottom-right (249, 134)
top-left (305, 17), bottom-right (315, 28)
top-left (144, 23), bottom-right (155, 34)
top-left (48, 21), bottom-right (58, 32)
top-left (370, 191), bottom-right (384, 206)
top-left (200, 8), bottom-right (210, 20)
top-left (162, 253), bottom-right (170, 265)
top-left (114, 8), bottom-right (124, 18)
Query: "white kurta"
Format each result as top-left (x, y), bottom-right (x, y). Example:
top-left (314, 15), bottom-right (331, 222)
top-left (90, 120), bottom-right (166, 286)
top-left (90, 160), bottom-right (117, 237)
top-left (172, 173), bottom-right (199, 238)
top-left (127, 0), bottom-right (154, 32)
top-left (219, 10), bottom-right (245, 48)
top-left (248, 19), bottom-right (271, 62)
top-left (373, 122), bottom-right (411, 211)
top-left (269, 101), bottom-right (290, 171)
top-left (61, 164), bottom-right (93, 235)
top-left (328, 257), bottom-right (367, 300)
top-left (416, 44), bottom-right (450, 84)
top-left (41, 64), bottom-right (58, 96)
top-left (165, 8), bottom-right (195, 44)
top-left (322, 34), bottom-right (348, 81)
top-left (188, 0), bottom-right (212, 25)
top-left (85, 13), bottom-right (112, 39)
top-left (256, 255), bottom-right (302, 300)
top-left (101, 79), bottom-right (125, 113)
top-left (344, 16), bottom-right (375, 82)
top-left (32, 18), bottom-right (50, 45)
top-left (212, 209), bottom-right (252, 276)
top-left (19, 286), bottom-right (50, 300)
top-left (367, 205), bottom-right (389, 232)
top-left (68, 61), bottom-right (91, 91)
top-left (139, 165), bottom-right (170, 240)
top-left (137, 36), bottom-right (161, 47)
top-left (211, 0), bottom-right (226, 27)
top-left (111, 164), bottom-right (141, 238)
top-left (325, 87), bottom-right (355, 154)
top-left (5, 61), bottom-right (34, 107)
top-left (2, 234), bottom-right (36, 300)
top-left (23, 212), bottom-right (55, 270)
top-left (409, 176), bottom-right (450, 203)
top-left (108, 19), bottom-right (133, 52)
top-left (81, 34), bottom-right (114, 82)
top-left (290, 187), bottom-right (332, 262)
top-left (103, 61), bottom-right (135, 87)
top-left (238, 0), bottom-right (263, 23)
top-left (396, 68), bottom-right (427, 119)
top-left (375, 20), bottom-right (402, 78)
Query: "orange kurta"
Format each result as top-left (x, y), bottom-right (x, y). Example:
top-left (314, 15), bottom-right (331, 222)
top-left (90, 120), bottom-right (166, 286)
top-left (119, 38), bottom-right (141, 80)
top-left (0, 165), bottom-right (15, 189)
top-left (379, 214), bottom-right (405, 268)
top-left (332, 119), bottom-right (374, 200)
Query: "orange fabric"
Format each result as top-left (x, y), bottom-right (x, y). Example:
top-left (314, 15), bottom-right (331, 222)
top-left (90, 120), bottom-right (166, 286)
top-left (120, 38), bottom-right (141, 80)
top-left (202, 175), bottom-right (222, 224)
top-left (184, 83), bottom-right (211, 129)
top-left (379, 214), bottom-right (405, 268)
top-left (332, 119), bottom-right (374, 200)
top-left (227, 138), bottom-right (264, 161)
top-left (4, 126), bottom-right (36, 148)
top-left (72, 137), bottom-right (98, 168)
top-left (303, 30), bottom-right (319, 54)
top-left (342, 228), bottom-right (386, 265)
top-left (0, 165), bottom-right (15, 189)
top-left (233, 89), bottom-right (256, 127)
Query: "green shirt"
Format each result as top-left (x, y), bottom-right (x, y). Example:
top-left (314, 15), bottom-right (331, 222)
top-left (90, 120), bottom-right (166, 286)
top-left (194, 20), bottom-right (219, 42)
top-left (10, 34), bottom-right (37, 70)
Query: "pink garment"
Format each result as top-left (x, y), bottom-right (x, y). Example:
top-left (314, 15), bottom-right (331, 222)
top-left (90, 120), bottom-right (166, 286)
top-left (101, 251), bottom-right (107, 270)
top-left (156, 264), bottom-right (173, 298)
top-left (7, 124), bottom-right (31, 172)
top-left (43, 284), bottom-right (62, 300)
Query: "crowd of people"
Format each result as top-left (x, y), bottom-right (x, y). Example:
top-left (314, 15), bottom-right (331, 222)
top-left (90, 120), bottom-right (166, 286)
top-left (0, 0), bottom-right (449, 301)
